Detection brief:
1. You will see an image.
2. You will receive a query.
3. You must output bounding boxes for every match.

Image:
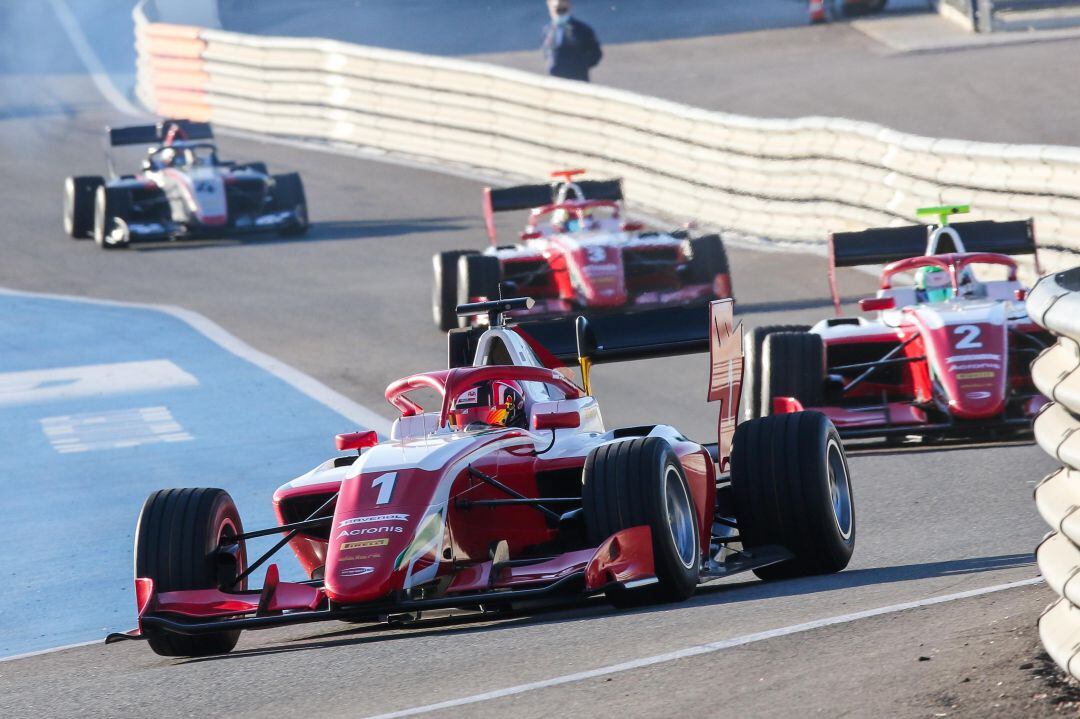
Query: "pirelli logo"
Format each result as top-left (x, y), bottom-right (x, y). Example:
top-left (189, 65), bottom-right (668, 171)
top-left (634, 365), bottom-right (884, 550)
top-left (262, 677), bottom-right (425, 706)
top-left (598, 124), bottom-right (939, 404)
top-left (341, 538), bottom-right (389, 551)
top-left (957, 371), bottom-right (995, 380)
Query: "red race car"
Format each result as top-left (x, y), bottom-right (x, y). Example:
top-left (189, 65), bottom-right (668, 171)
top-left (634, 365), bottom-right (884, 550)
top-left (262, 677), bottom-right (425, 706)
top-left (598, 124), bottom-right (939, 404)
top-left (743, 206), bottom-right (1051, 442)
top-left (431, 170), bottom-right (732, 330)
top-left (109, 299), bottom-right (853, 657)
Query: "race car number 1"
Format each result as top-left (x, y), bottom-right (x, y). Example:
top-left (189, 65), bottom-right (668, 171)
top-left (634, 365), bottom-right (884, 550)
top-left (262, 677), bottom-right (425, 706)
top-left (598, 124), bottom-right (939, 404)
top-left (371, 472), bottom-right (397, 505)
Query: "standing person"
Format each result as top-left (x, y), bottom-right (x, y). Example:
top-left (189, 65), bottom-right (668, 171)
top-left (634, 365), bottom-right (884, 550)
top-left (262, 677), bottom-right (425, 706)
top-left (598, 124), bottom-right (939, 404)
top-left (542, 0), bottom-right (602, 82)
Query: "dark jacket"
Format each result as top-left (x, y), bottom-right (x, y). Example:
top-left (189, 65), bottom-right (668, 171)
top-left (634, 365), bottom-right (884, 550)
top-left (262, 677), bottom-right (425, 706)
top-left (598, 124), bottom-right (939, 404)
top-left (542, 17), bottom-right (602, 82)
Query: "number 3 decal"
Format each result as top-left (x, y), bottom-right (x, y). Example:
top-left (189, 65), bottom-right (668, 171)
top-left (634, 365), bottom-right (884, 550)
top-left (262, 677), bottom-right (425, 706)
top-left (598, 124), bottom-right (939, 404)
top-left (371, 472), bottom-right (397, 505)
top-left (954, 325), bottom-right (983, 350)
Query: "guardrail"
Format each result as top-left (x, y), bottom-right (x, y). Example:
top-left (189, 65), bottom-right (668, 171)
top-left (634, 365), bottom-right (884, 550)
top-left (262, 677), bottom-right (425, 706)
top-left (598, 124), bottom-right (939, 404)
top-left (133, 5), bottom-right (1080, 275)
top-left (1030, 267), bottom-right (1080, 679)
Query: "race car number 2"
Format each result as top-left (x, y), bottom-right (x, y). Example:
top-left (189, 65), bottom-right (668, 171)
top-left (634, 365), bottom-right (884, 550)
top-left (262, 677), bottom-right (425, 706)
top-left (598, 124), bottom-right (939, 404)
top-left (954, 325), bottom-right (983, 350)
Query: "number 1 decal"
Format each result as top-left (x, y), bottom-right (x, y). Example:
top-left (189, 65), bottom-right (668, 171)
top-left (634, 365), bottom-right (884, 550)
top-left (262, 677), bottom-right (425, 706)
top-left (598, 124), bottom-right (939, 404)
top-left (953, 325), bottom-right (983, 350)
top-left (371, 472), bottom-right (397, 505)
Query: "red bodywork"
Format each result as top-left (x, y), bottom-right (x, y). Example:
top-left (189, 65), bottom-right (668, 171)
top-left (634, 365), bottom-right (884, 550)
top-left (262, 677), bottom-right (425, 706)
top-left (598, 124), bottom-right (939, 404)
top-left (777, 251), bottom-right (1049, 439)
top-left (120, 302), bottom-right (750, 641)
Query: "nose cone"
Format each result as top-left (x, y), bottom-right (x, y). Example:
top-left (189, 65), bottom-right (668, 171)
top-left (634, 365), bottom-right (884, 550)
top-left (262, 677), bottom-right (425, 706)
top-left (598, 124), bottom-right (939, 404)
top-left (323, 512), bottom-right (413, 603)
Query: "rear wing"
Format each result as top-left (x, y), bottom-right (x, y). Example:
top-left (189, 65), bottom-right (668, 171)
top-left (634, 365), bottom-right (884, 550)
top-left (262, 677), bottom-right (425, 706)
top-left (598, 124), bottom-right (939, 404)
top-left (482, 179), bottom-right (623, 244)
top-left (448, 300), bottom-right (744, 468)
top-left (107, 119), bottom-right (214, 147)
top-left (827, 218), bottom-right (1038, 313)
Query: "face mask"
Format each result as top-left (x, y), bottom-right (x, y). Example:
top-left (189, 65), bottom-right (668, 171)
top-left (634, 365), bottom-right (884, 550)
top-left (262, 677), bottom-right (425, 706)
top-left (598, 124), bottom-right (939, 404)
top-left (555, 11), bottom-right (570, 24)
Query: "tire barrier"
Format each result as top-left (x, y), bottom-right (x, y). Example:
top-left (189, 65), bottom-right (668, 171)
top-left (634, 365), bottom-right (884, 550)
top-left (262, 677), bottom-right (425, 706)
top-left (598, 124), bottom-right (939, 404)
top-left (1030, 266), bottom-right (1080, 679)
top-left (134, 2), bottom-right (1080, 274)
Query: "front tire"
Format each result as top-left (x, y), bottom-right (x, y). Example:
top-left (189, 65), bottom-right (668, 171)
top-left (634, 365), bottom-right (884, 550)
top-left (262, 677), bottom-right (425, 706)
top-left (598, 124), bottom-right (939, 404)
top-left (761, 331), bottom-right (824, 415)
top-left (93, 186), bottom-right (131, 249)
top-left (686, 233), bottom-right (732, 299)
top-left (741, 325), bottom-right (811, 422)
top-left (432, 250), bottom-right (477, 331)
top-left (134, 488), bottom-right (247, 656)
top-left (730, 412), bottom-right (855, 579)
top-left (64, 176), bottom-right (103, 238)
top-left (583, 437), bottom-right (701, 607)
top-left (455, 254), bottom-right (501, 327)
top-left (271, 172), bottom-right (309, 236)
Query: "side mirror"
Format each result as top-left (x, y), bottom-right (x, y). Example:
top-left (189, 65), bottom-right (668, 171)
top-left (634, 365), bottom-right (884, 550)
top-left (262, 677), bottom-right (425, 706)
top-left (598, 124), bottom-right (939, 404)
top-left (335, 430), bottom-right (379, 452)
top-left (533, 411), bottom-right (580, 431)
top-left (859, 297), bottom-right (895, 312)
top-left (520, 231), bottom-right (542, 241)
top-left (621, 221), bottom-right (644, 232)
top-left (1015, 288), bottom-right (1028, 301)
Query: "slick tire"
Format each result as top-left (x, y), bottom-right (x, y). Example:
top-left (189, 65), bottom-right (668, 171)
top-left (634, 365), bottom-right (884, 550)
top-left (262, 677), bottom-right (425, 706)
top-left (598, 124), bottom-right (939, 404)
top-left (730, 412), bottom-right (854, 579)
top-left (271, 172), bottom-right (309, 236)
top-left (93, 186), bottom-right (131, 249)
top-left (432, 250), bottom-right (478, 331)
top-left (686, 233), bottom-right (732, 298)
top-left (456, 254), bottom-right (501, 328)
top-left (742, 325), bottom-right (811, 422)
top-left (63, 175), bottom-right (103, 238)
top-left (135, 488), bottom-right (247, 657)
top-left (761, 331), bottom-right (824, 416)
top-left (583, 437), bottom-right (700, 608)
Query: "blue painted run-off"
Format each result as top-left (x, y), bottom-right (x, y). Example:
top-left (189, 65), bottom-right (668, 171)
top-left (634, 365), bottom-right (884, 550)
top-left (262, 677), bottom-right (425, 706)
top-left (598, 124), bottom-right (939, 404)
top-left (0, 294), bottom-right (368, 657)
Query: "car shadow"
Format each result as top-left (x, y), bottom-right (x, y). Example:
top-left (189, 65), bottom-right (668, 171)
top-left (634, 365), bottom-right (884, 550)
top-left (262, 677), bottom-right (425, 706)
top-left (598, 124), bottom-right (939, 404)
top-left (846, 436), bottom-right (1035, 457)
top-left (128, 217), bottom-right (471, 252)
top-left (174, 552), bottom-right (1035, 666)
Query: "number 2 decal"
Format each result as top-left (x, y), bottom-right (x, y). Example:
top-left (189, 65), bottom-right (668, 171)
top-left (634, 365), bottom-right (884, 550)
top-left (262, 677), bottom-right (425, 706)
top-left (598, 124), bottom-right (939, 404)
top-left (954, 325), bottom-right (983, 350)
top-left (371, 472), bottom-right (397, 505)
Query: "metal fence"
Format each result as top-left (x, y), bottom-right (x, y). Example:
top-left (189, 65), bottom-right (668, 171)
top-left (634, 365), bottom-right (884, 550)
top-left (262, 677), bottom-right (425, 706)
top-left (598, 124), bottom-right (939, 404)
top-left (1030, 267), bottom-right (1080, 678)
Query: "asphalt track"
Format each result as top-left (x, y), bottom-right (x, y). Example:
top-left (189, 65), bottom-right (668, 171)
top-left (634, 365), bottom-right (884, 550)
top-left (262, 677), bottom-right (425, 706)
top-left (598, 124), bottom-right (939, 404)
top-left (0, 2), bottom-right (1064, 717)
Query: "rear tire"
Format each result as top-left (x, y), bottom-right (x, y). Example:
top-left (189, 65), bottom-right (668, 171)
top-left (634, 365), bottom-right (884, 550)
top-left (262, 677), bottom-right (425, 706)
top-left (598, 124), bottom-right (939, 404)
top-left (64, 175), bottom-right (103, 238)
top-left (271, 172), bottom-right (309, 236)
top-left (686, 234), bottom-right (732, 298)
top-left (583, 437), bottom-right (700, 608)
top-left (456, 254), bottom-right (501, 328)
top-left (93, 186), bottom-right (131, 249)
top-left (432, 250), bottom-right (477, 331)
top-left (761, 331), bottom-right (824, 415)
top-left (134, 488), bottom-right (247, 657)
top-left (730, 412), bottom-right (854, 580)
top-left (742, 325), bottom-right (811, 421)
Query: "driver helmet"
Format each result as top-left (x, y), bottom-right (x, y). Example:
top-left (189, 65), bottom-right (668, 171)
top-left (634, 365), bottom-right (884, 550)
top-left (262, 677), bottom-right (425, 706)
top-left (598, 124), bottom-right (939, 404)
top-left (916, 266), bottom-right (953, 303)
top-left (159, 147), bottom-right (177, 167)
top-left (448, 380), bottom-right (525, 430)
top-left (568, 207), bottom-right (596, 232)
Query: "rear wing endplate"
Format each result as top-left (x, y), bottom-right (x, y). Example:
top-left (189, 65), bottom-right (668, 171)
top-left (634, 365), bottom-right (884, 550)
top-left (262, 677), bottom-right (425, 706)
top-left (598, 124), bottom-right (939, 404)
top-left (827, 218), bottom-right (1038, 313)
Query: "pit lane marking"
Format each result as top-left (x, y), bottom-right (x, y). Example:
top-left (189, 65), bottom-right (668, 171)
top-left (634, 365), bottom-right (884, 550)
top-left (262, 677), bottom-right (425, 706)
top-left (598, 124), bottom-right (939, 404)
top-left (362, 576), bottom-right (1043, 719)
top-left (41, 406), bottom-right (193, 453)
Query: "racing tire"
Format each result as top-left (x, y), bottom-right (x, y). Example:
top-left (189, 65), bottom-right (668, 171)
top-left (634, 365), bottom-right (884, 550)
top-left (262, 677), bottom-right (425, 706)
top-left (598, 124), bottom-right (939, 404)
top-left (686, 234), bottom-right (732, 298)
top-left (741, 325), bottom-right (811, 422)
top-left (63, 175), bottom-right (103, 238)
top-left (432, 250), bottom-right (478, 331)
top-left (135, 487), bottom-right (247, 657)
top-left (761, 331), bottom-right (825, 416)
top-left (583, 437), bottom-right (700, 608)
top-left (271, 172), bottom-right (309, 236)
top-left (93, 185), bottom-right (131, 249)
top-left (456, 254), bottom-right (501, 328)
top-left (730, 411), bottom-right (855, 580)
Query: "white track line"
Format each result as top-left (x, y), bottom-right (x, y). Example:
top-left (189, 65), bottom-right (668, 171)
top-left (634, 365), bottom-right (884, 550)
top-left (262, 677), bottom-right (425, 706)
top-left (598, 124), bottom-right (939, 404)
top-left (0, 287), bottom-right (391, 435)
top-left (47, 0), bottom-right (144, 117)
top-left (359, 576), bottom-right (1044, 719)
top-left (0, 639), bottom-right (100, 664)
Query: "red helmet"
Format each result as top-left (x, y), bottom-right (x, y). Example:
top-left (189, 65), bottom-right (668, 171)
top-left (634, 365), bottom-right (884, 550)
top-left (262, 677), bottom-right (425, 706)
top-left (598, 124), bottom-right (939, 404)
top-left (448, 380), bottom-right (525, 430)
